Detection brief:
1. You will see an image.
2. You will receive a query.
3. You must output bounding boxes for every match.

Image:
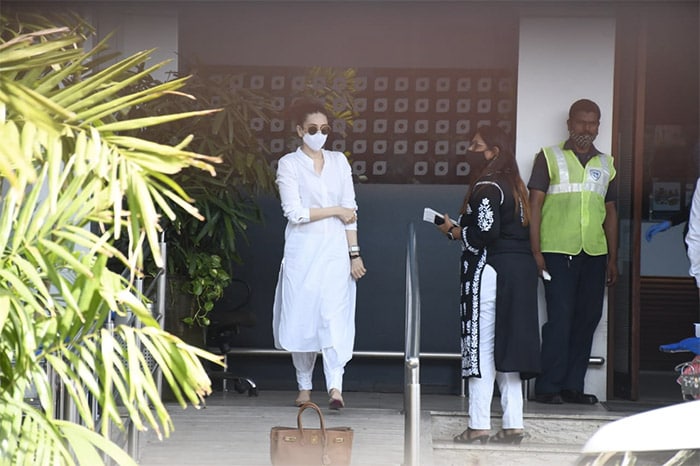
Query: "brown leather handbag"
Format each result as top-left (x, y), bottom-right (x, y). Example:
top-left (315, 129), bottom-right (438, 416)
top-left (270, 401), bottom-right (353, 466)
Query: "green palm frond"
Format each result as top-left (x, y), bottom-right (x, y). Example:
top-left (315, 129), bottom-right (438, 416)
top-left (0, 13), bottom-right (225, 465)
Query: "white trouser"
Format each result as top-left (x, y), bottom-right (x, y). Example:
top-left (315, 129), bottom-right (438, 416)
top-left (468, 264), bottom-right (524, 430)
top-left (292, 348), bottom-right (344, 393)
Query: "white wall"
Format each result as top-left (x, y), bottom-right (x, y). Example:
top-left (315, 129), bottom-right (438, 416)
top-left (516, 17), bottom-right (616, 401)
top-left (516, 16), bottom-right (615, 176)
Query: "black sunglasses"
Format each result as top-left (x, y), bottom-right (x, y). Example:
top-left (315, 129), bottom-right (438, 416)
top-left (305, 124), bottom-right (331, 136)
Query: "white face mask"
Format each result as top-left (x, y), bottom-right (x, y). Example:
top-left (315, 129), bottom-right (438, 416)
top-left (303, 132), bottom-right (327, 152)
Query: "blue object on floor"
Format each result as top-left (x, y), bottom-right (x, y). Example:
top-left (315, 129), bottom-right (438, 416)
top-left (659, 337), bottom-right (700, 355)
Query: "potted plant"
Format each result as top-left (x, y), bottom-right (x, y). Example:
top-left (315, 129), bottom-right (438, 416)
top-left (182, 252), bottom-right (231, 327)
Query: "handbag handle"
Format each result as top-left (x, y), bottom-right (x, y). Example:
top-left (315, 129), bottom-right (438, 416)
top-left (676, 361), bottom-right (698, 375)
top-left (296, 401), bottom-right (327, 439)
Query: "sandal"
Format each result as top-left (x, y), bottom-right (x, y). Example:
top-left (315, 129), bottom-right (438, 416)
top-left (328, 388), bottom-right (344, 410)
top-left (453, 428), bottom-right (490, 444)
top-left (489, 429), bottom-right (525, 445)
top-left (294, 390), bottom-right (311, 407)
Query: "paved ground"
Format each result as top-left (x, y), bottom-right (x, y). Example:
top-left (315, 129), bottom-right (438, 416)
top-left (136, 389), bottom-right (640, 466)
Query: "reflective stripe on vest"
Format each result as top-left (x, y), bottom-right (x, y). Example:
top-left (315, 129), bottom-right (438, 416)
top-left (540, 144), bottom-right (614, 256)
top-left (546, 145), bottom-right (612, 197)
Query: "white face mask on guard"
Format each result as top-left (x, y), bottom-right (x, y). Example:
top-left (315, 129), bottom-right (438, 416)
top-left (303, 132), bottom-right (327, 152)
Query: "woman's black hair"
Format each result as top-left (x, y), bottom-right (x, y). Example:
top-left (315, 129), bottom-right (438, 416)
top-left (288, 98), bottom-right (328, 127)
top-left (460, 124), bottom-right (531, 226)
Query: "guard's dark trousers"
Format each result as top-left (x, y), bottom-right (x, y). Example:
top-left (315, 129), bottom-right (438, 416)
top-left (535, 252), bottom-right (607, 395)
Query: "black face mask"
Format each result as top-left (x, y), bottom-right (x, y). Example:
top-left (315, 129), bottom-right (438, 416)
top-left (466, 149), bottom-right (486, 159)
top-left (465, 150), bottom-right (488, 173)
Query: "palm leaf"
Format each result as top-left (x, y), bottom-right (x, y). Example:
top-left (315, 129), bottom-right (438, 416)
top-left (0, 14), bottom-right (226, 464)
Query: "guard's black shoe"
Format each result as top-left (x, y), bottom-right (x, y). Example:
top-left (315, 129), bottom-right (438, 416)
top-left (534, 393), bottom-right (563, 404)
top-left (560, 389), bottom-right (598, 405)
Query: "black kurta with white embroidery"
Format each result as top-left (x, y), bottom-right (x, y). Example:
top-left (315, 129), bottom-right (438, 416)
top-left (457, 172), bottom-right (541, 379)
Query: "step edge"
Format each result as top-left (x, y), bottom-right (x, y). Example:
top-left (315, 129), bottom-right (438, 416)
top-left (429, 410), bottom-right (624, 421)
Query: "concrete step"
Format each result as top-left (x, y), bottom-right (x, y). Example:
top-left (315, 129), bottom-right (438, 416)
top-left (429, 410), bottom-right (623, 466)
top-left (432, 441), bottom-right (582, 466)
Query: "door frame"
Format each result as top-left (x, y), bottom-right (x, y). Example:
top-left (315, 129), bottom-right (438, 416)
top-left (610, 12), bottom-right (648, 401)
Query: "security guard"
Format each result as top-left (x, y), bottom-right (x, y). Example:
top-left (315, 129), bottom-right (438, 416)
top-left (528, 99), bottom-right (618, 405)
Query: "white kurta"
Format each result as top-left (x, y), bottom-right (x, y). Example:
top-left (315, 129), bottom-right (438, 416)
top-left (272, 148), bottom-right (357, 365)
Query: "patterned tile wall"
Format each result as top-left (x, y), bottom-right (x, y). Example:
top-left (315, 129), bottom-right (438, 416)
top-left (223, 67), bottom-right (515, 184)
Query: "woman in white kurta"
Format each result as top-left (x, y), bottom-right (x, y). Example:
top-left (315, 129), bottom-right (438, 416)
top-left (272, 100), bottom-right (366, 410)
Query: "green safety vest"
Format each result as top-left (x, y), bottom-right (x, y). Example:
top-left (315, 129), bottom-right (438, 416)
top-left (540, 143), bottom-right (615, 256)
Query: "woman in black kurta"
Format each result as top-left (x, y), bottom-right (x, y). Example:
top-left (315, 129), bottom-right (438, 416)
top-left (437, 125), bottom-right (540, 445)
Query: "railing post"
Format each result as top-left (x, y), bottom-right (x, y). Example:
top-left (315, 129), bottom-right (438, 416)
top-left (155, 232), bottom-right (167, 396)
top-left (404, 223), bottom-right (420, 466)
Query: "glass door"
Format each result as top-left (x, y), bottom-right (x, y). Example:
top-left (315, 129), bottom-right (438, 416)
top-left (611, 4), bottom-right (699, 400)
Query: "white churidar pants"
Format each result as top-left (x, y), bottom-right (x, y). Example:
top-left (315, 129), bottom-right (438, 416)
top-left (468, 264), bottom-right (524, 430)
top-left (292, 348), bottom-right (344, 393)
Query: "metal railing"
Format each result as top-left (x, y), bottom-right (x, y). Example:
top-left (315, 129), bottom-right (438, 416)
top-left (223, 348), bottom-right (459, 360)
top-left (49, 233), bottom-right (168, 463)
top-left (403, 222), bottom-right (421, 466)
top-left (125, 233), bottom-right (167, 459)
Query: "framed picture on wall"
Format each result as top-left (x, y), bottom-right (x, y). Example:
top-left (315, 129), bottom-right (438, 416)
top-left (652, 181), bottom-right (681, 212)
